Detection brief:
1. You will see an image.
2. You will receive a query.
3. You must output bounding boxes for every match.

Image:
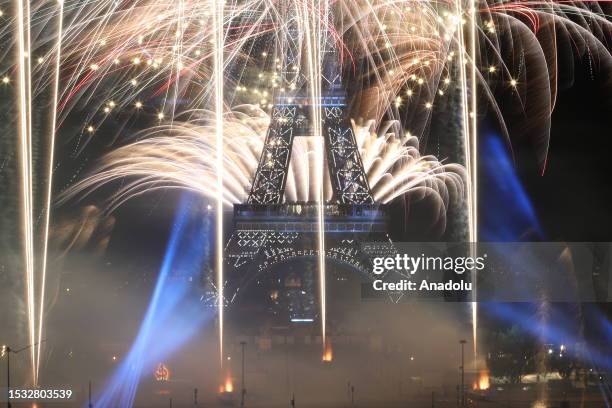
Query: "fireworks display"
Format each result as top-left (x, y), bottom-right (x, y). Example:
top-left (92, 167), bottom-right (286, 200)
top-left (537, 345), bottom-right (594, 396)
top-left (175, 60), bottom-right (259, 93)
top-left (59, 115), bottom-right (467, 215)
top-left (0, 0), bottom-right (609, 393)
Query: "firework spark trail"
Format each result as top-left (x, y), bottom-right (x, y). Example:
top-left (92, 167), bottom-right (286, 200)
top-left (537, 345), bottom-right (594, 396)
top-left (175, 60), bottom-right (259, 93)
top-left (15, 0), bottom-right (37, 384)
top-left (212, 0), bottom-right (225, 372)
top-left (452, 0), bottom-right (479, 359)
top-left (300, 0), bottom-right (328, 349)
top-left (59, 116), bottom-right (466, 214)
top-left (37, 0), bottom-right (65, 384)
top-left (10, 0), bottom-right (607, 141)
top-left (13, 0), bottom-right (66, 384)
top-left (468, 0), bottom-right (480, 360)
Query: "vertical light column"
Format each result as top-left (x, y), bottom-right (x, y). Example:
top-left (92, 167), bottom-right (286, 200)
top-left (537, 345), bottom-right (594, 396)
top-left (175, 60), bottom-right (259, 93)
top-left (15, 0), bottom-right (36, 385)
top-left (454, 0), bottom-right (479, 357)
top-left (468, 0), bottom-right (479, 358)
top-left (301, 0), bottom-right (327, 351)
top-left (38, 0), bottom-right (65, 384)
top-left (212, 0), bottom-right (225, 370)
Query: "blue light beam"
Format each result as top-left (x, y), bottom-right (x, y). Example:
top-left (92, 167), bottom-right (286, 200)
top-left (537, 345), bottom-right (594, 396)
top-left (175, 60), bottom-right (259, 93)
top-left (93, 194), bottom-right (213, 407)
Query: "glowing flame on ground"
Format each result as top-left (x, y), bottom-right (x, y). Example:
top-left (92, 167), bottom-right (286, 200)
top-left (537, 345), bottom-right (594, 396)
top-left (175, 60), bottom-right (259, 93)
top-left (154, 363), bottom-right (170, 382)
top-left (220, 377), bottom-right (234, 393)
top-left (474, 370), bottom-right (490, 390)
top-left (322, 342), bottom-right (333, 363)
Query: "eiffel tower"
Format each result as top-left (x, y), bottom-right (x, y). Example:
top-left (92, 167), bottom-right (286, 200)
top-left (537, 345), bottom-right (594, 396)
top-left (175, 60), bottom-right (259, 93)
top-left (224, 6), bottom-right (389, 322)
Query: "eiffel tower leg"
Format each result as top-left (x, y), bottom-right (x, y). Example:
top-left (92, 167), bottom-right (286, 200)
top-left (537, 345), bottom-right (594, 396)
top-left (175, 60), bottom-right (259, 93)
top-left (323, 102), bottom-right (374, 204)
top-left (247, 105), bottom-right (298, 204)
top-left (247, 2), bottom-right (302, 205)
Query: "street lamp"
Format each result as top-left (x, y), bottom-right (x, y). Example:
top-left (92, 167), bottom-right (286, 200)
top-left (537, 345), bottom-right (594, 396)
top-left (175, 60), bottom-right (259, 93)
top-left (240, 341), bottom-right (246, 408)
top-left (2, 340), bottom-right (45, 408)
top-left (459, 340), bottom-right (467, 408)
top-left (88, 380), bottom-right (93, 408)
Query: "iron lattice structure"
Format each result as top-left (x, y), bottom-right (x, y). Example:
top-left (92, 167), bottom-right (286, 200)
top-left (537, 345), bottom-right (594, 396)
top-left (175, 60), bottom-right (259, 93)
top-left (223, 3), bottom-right (388, 322)
top-left (247, 4), bottom-right (373, 205)
top-left (247, 93), bottom-right (374, 205)
top-left (224, 203), bottom-right (388, 321)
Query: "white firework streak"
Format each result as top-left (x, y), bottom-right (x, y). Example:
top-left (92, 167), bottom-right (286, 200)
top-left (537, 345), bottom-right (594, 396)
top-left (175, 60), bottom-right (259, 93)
top-left (60, 106), bottom-right (467, 215)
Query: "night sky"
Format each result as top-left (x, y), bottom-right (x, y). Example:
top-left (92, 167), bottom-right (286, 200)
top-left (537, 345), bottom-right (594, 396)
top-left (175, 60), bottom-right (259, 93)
top-left (515, 59), bottom-right (612, 242)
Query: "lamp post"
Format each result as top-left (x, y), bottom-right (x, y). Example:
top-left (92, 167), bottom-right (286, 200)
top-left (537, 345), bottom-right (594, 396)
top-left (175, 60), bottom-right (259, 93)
top-left (240, 341), bottom-right (246, 407)
top-left (88, 380), bottom-right (93, 408)
top-left (3, 341), bottom-right (44, 408)
top-left (459, 340), bottom-right (467, 407)
top-left (4, 345), bottom-right (9, 408)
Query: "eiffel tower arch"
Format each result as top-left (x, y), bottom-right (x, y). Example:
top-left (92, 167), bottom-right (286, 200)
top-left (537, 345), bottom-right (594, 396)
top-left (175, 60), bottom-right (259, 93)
top-left (223, 4), bottom-right (391, 322)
